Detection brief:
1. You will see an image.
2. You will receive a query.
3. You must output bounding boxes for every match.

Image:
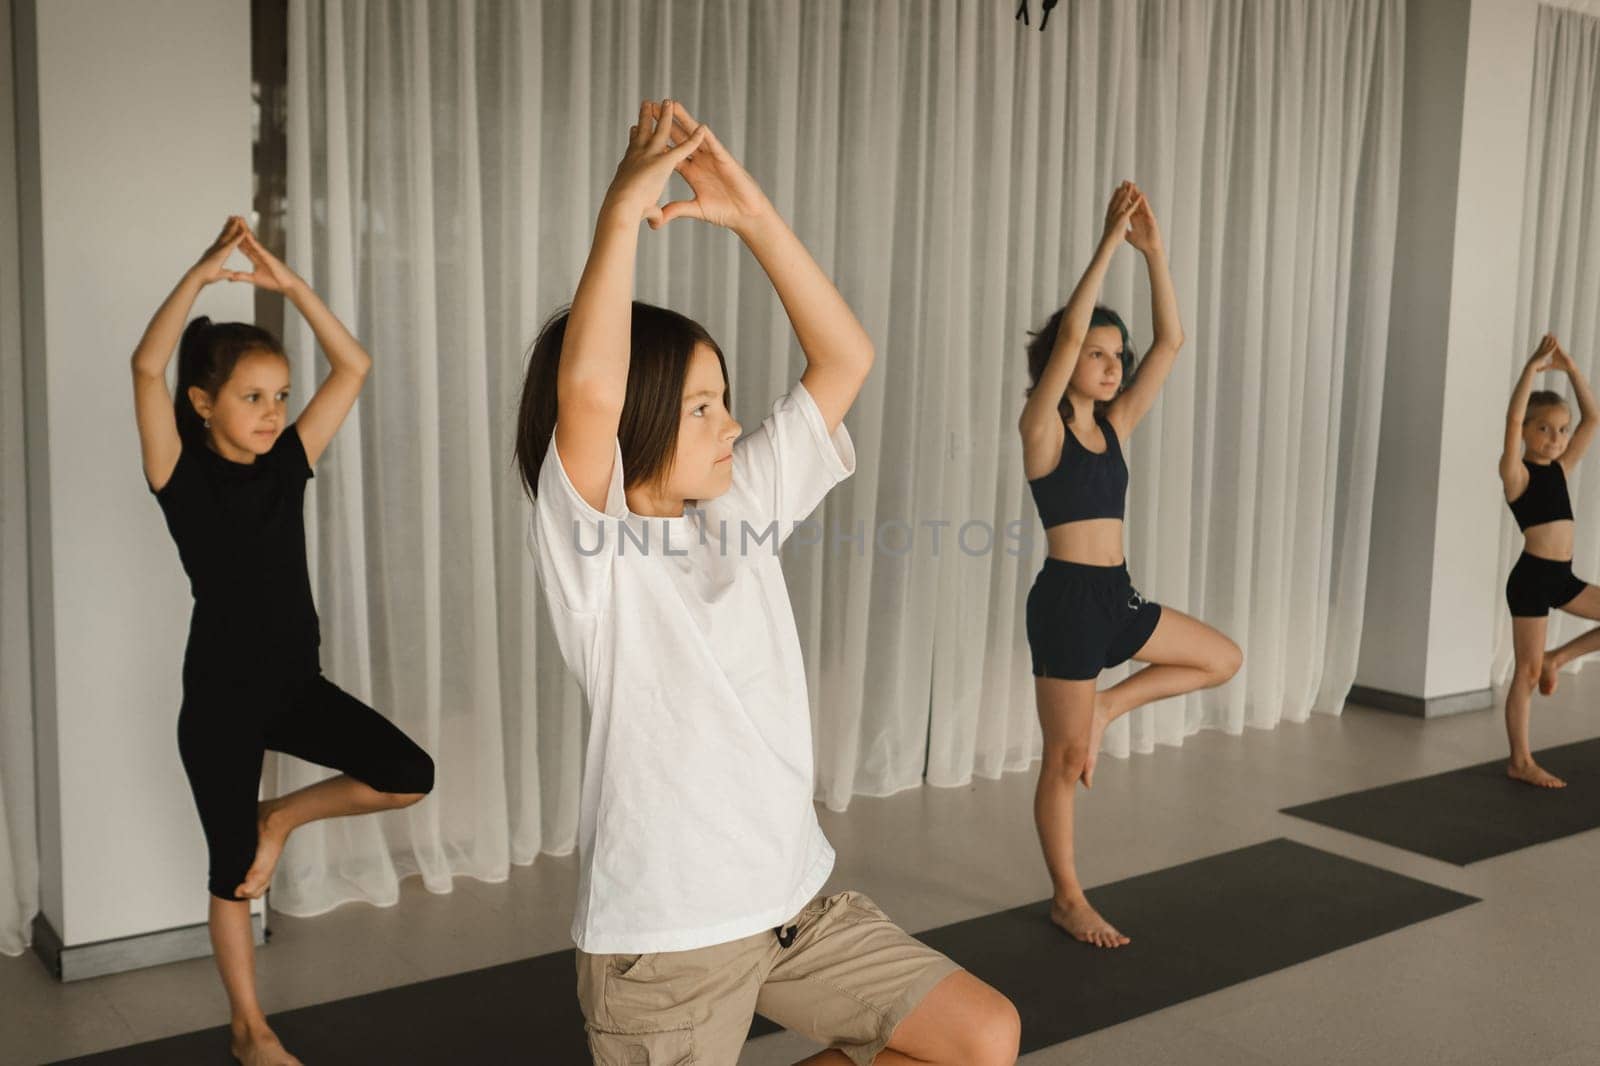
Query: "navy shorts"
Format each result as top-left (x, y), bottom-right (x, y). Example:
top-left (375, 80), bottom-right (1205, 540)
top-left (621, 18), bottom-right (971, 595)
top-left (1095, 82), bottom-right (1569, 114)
top-left (1026, 558), bottom-right (1163, 680)
top-left (1506, 551), bottom-right (1588, 618)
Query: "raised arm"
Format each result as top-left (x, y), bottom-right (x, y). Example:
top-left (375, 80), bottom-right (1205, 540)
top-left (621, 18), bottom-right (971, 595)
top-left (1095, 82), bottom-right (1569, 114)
top-left (1106, 188), bottom-right (1183, 438)
top-left (224, 227), bottom-right (370, 467)
top-left (664, 102), bottom-right (872, 433)
top-left (1555, 339), bottom-right (1597, 471)
top-left (555, 99), bottom-right (707, 511)
top-left (131, 216), bottom-right (247, 491)
top-left (1019, 182), bottom-right (1140, 443)
top-left (1502, 335), bottom-right (1557, 496)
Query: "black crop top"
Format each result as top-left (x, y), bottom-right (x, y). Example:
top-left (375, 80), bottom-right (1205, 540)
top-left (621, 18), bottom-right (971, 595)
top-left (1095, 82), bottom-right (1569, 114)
top-left (149, 424), bottom-right (321, 678)
top-left (1508, 458), bottom-right (1574, 532)
top-left (1027, 413), bottom-right (1129, 529)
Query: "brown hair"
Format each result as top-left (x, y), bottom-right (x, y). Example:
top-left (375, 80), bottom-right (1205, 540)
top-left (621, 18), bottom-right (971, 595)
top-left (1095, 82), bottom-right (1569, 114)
top-left (1023, 305), bottom-right (1134, 423)
top-left (514, 301), bottom-right (729, 501)
top-left (1526, 390), bottom-right (1570, 422)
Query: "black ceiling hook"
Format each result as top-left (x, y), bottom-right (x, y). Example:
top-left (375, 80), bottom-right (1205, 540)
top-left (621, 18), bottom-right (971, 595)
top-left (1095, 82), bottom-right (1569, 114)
top-left (1017, 0), bottom-right (1062, 32)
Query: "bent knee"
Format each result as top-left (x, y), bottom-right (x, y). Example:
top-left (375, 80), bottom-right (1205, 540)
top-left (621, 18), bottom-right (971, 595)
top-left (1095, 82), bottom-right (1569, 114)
top-left (376, 750), bottom-right (434, 800)
top-left (401, 750), bottom-right (436, 796)
top-left (961, 990), bottom-right (1022, 1066)
top-left (1213, 639), bottom-right (1243, 683)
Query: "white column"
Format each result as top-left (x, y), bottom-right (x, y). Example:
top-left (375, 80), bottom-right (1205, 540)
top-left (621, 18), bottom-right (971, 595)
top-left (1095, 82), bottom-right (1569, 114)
top-left (1355, 0), bottom-right (1542, 715)
top-left (15, 0), bottom-right (262, 977)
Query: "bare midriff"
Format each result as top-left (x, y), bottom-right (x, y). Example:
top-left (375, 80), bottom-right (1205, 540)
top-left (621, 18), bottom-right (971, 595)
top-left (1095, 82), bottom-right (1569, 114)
top-left (1521, 519), bottom-right (1575, 562)
top-left (1045, 518), bottom-right (1126, 567)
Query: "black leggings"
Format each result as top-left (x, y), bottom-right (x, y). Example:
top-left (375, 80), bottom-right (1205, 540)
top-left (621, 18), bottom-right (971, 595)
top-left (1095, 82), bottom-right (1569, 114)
top-left (178, 672), bottom-right (434, 900)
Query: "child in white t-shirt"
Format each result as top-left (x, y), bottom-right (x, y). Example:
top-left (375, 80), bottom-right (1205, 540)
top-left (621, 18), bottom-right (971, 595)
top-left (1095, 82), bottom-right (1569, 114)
top-left (514, 99), bottom-right (1020, 1066)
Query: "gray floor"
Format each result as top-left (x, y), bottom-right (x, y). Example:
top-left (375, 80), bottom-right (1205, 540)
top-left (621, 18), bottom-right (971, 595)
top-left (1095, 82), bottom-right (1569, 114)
top-left (4, 675), bottom-right (1599, 1066)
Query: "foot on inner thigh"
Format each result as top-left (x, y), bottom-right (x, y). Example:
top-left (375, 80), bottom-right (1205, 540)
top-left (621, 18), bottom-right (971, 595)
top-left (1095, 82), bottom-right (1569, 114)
top-left (230, 1023), bottom-right (302, 1066)
top-left (235, 801), bottom-right (289, 900)
top-left (1539, 655), bottom-right (1560, 696)
top-left (1081, 697), bottom-right (1112, 789)
top-left (1051, 896), bottom-right (1130, 949)
top-left (1507, 758), bottom-right (1566, 789)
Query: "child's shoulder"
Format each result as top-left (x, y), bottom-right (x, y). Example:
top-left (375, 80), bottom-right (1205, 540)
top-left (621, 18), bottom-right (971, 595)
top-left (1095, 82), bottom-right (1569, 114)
top-left (149, 440), bottom-right (202, 500)
top-left (266, 422), bottom-right (314, 479)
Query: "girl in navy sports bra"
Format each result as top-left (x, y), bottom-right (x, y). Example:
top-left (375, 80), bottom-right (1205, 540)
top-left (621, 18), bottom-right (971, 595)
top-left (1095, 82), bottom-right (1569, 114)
top-left (1018, 183), bottom-right (1242, 949)
top-left (1499, 333), bottom-right (1599, 790)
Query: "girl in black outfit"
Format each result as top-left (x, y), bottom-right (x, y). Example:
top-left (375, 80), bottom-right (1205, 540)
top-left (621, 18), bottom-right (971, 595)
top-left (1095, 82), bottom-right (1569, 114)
top-left (1018, 183), bottom-right (1241, 949)
top-left (1500, 333), bottom-right (1599, 790)
top-left (131, 217), bottom-right (433, 1066)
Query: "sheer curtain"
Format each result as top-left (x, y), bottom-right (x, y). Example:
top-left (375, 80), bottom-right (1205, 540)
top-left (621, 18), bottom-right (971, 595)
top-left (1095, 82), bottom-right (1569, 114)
top-left (1494, 2), bottom-right (1600, 684)
top-left (274, 0), bottom-right (1403, 915)
top-left (1, 0), bottom-right (41, 956)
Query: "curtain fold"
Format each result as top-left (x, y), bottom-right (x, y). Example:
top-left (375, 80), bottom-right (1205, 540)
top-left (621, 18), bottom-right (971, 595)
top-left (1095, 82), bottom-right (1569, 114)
top-left (273, 0), bottom-right (1403, 916)
top-left (1, 0), bottom-right (41, 957)
top-left (1495, 3), bottom-right (1600, 685)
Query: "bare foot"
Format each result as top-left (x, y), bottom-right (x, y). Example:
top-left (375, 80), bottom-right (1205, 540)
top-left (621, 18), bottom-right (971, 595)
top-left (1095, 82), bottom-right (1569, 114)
top-left (1539, 656), bottom-right (1560, 696)
top-left (1508, 760), bottom-right (1567, 789)
top-left (1050, 897), bottom-right (1130, 948)
top-left (231, 1024), bottom-right (303, 1066)
top-left (1081, 701), bottom-right (1111, 789)
top-left (235, 802), bottom-right (288, 900)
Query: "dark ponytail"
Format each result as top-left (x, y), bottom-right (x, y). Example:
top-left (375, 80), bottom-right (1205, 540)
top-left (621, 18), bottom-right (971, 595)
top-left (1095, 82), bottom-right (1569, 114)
top-left (173, 316), bottom-right (287, 446)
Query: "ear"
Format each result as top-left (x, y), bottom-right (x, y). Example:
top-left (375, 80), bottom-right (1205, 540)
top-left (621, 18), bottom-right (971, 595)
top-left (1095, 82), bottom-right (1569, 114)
top-left (187, 384), bottom-right (214, 420)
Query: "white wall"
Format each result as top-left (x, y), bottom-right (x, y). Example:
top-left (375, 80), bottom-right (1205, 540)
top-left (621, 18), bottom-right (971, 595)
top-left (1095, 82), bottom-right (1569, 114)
top-left (1357, 0), bottom-right (1469, 699)
top-left (1427, 0), bottom-right (1540, 697)
top-left (17, 0), bottom-right (256, 947)
top-left (1357, 0), bottom-right (1541, 702)
top-left (1, 0), bottom-right (43, 959)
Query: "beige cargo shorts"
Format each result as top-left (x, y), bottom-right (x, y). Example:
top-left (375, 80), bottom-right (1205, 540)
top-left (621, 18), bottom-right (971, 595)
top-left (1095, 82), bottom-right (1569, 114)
top-left (575, 890), bottom-right (962, 1065)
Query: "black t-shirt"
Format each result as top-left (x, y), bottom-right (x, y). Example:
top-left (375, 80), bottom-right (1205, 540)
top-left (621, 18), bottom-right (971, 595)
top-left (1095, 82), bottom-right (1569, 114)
top-left (149, 424), bottom-right (321, 679)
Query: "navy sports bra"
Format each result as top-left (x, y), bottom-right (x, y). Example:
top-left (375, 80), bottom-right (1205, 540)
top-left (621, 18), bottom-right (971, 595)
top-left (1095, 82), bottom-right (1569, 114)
top-left (1508, 458), bottom-right (1574, 531)
top-left (1028, 413), bottom-right (1128, 529)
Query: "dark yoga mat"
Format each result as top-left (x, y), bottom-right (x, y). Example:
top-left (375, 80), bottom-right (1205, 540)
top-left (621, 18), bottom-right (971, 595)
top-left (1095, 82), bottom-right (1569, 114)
top-left (914, 837), bottom-right (1475, 1052)
top-left (1282, 736), bottom-right (1600, 864)
top-left (49, 839), bottom-right (1473, 1064)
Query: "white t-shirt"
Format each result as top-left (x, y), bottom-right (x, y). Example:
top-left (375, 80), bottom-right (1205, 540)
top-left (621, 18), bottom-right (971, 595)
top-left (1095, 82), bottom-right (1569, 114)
top-left (530, 378), bottom-right (856, 955)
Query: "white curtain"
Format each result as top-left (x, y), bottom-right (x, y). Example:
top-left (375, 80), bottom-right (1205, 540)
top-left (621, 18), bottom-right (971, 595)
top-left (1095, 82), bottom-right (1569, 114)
top-left (1, 0), bottom-right (41, 957)
top-left (275, 0), bottom-right (1403, 915)
top-left (1495, 2), bottom-right (1600, 684)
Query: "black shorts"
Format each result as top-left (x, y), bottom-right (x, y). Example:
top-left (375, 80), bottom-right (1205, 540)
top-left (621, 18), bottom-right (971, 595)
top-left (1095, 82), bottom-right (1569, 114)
top-left (1026, 558), bottom-right (1163, 680)
top-left (1506, 552), bottom-right (1588, 618)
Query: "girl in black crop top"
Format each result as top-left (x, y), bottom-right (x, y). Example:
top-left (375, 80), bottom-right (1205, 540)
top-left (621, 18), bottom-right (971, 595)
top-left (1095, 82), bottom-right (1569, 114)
top-left (132, 218), bottom-right (433, 1066)
top-left (1498, 333), bottom-right (1600, 790)
top-left (1017, 183), bottom-right (1242, 950)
